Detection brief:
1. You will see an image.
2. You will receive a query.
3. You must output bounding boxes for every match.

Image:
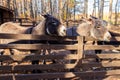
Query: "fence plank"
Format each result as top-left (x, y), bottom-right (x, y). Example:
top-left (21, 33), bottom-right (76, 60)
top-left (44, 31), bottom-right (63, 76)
top-left (0, 54), bottom-right (78, 61)
top-left (0, 44), bottom-right (77, 50)
top-left (0, 33), bottom-right (76, 40)
top-left (85, 36), bottom-right (120, 41)
top-left (0, 33), bottom-right (119, 41)
top-left (85, 53), bottom-right (120, 59)
top-left (0, 64), bottom-right (77, 72)
top-left (1, 70), bottom-right (120, 80)
top-left (80, 61), bottom-right (120, 68)
top-left (84, 45), bottom-right (120, 50)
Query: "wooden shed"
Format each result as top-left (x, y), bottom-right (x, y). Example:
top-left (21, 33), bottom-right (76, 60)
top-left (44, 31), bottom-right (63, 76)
top-left (0, 5), bottom-right (14, 24)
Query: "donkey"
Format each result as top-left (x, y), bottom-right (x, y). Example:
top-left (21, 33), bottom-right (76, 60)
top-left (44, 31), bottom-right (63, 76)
top-left (67, 16), bottom-right (111, 41)
top-left (0, 14), bottom-right (67, 66)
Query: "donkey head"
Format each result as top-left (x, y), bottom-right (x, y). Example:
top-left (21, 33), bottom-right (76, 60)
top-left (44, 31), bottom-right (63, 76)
top-left (42, 14), bottom-right (66, 36)
top-left (88, 16), bottom-right (112, 41)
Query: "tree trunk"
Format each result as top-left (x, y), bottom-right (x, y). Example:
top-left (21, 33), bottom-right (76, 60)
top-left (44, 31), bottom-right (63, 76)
top-left (99, 0), bottom-right (104, 19)
top-left (34, 0), bottom-right (38, 20)
top-left (13, 0), bottom-right (18, 18)
top-left (109, 0), bottom-right (113, 22)
top-left (30, 0), bottom-right (34, 19)
top-left (115, 0), bottom-right (118, 25)
top-left (41, 0), bottom-right (46, 14)
top-left (49, 0), bottom-right (53, 15)
top-left (58, 0), bottom-right (63, 22)
top-left (84, 0), bottom-right (88, 18)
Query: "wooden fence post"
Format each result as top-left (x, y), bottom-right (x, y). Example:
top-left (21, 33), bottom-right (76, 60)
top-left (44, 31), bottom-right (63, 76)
top-left (77, 36), bottom-right (84, 64)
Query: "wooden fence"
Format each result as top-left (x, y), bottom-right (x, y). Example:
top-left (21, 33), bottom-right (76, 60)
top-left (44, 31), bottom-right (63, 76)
top-left (0, 33), bottom-right (120, 80)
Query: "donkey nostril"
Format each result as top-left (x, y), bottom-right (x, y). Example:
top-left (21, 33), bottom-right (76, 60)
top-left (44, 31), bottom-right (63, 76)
top-left (64, 29), bottom-right (66, 33)
top-left (109, 36), bottom-right (112, 39)
top-left (61, 29), bottom-right (67, 36)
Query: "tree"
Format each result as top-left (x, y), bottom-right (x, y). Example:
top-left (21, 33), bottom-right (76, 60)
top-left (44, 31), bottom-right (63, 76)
top-left (108, 0), bottom-right (113, 22)
top-left (84, 0), bottom-right (88, 18)
top-left (99, 0), bottom-right (104, 19)
top-left (115, 0), bottom-right (118, 25)
top-left (58, 0), bottom-right (63, 22)
top-left (13, 0), bottom-right (18, 18)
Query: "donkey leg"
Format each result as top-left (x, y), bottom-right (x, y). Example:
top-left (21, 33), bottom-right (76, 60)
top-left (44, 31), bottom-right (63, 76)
top-left (31, 50), bottom-right (42, 73)
top-left (47, 49), bottom-right (56, 64)
top-left (42, 49), bottom-right (46, 65)
top-left (31, 50), bottom-right (40, 65)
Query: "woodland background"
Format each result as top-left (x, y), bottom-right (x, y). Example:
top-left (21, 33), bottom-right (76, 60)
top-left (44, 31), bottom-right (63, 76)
top-left (0, 0), bottom-right (120, 25)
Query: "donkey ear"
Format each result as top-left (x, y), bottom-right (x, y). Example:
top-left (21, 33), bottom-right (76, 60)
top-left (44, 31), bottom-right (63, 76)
top-left (90, 15), bottom-right (98, 19)
top-left (42, 14), bottom-right (51, 18)
top-left (102, 20), bottom-right (108, 26)
top-left (87, 18), bottom-right (95, 25)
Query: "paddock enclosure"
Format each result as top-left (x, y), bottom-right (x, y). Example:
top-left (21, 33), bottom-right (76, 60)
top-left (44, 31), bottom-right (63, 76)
top-left (0, 32), bottom-right (120, 80)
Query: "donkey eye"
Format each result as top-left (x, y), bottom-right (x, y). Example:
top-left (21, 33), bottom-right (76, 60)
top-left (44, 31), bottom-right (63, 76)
top-left (96, 26), bottom-right (100, 28)
top-left (52, 22), bottom-right (57, 25)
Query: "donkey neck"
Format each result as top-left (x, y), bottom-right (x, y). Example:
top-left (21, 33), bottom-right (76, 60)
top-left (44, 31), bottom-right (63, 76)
top-left (32, 19), bottom-right (46, 35)
top-left (76, 23), bottom-right (92, 36)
